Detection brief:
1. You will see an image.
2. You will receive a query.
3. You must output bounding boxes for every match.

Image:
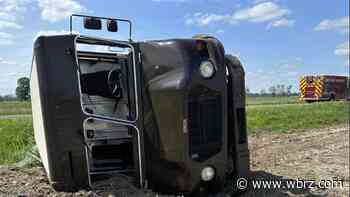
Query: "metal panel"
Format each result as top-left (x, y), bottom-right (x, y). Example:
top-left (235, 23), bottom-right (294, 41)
top-left (188, 94), bottom-right (222, 162)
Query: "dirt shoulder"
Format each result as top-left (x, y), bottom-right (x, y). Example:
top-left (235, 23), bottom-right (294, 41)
top-left (246, 124), bottom-right (349, 196)
top-left (0, 125), bottom-right (349, 196)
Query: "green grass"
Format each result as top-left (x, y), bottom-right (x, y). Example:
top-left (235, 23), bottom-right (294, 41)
top-left (0, 99), bottom-right (348, 165)
top-left (247, 101), bottom-right (349, 133)
top-left (0, 117), bottom-right (34, 164)
top-left (0, 101), bottom-right (32, 116)
top-left (246, 96), bottom-right (298, 106)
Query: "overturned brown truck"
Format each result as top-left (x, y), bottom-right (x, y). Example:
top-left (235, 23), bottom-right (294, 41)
top-left (30, 15), bottom-right (250, 196)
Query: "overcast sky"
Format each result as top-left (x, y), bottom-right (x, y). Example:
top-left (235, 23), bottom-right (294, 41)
top-left (0, 0), bottom-right (349, 95)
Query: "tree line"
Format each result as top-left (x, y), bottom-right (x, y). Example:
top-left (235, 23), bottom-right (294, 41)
top-left (246, 84), bottom-right (298, 97)
top-left (0, 77), bottom-right (30, 101)
top-left (2, 78), bottom-right (299, 101)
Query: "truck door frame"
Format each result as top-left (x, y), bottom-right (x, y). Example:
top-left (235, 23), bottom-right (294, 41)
top-left (73, 35), bottom-right (146, 188)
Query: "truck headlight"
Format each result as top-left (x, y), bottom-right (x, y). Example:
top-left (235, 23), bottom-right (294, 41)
top-left (199, 61), bottom-right (215, 79)
top-left (201, 166), bottom-right (215, 181)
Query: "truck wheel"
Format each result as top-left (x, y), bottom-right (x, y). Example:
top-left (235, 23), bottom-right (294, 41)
top-left (329, 94), bottom-right (335, 101)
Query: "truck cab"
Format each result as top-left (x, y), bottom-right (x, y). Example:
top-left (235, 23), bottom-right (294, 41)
top-left (30, 15), bottom-right (250, 196)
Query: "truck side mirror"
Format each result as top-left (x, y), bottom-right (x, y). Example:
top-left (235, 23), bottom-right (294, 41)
top-left (84, 17), bottom-right (102, 30)
top-left (107, 19), bottom-right (118, 32)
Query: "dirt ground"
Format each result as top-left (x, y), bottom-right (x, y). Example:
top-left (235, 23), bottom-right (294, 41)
top-left (0, 125), bottom-right (349, 197)
top-left (245, 124), bottom-right (349, 197)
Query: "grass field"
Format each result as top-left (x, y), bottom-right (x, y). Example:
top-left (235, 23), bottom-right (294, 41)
top-left (247, 101), bottom-right (349, 133)
top-left (0, 96), bottom-right (298, 115)
top-left (0, 117), bottom-right (34, 164)
top-left (0, 96), bottom-right (298, 114)
top-left (0, 101), bottom-right (32, 116)
top-left (0, 98), bottom-right (348, 165)
top-left (246, 95), bottom-right (299, 105)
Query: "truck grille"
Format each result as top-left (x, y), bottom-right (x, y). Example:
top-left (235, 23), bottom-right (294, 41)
top-left (188, 95), bottom-right (222, 162)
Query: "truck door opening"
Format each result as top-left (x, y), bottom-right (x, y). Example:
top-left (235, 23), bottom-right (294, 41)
top-left (75, 36), bottom-right (142, 188)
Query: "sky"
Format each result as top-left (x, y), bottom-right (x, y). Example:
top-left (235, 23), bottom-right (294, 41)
top-left (0, 0), bottom-right (349, 95)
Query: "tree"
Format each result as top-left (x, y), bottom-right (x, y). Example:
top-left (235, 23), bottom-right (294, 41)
top-left (16, 77), bottom-right (30, 101)
top-left (2, 95), bottom-right (17, 101)
top-left (286, 85), bottom-right (293, 96)
top-left (268, 86), bottom-right (276, 97)
top-left (260, 89), bottom-right (266, 95)
top-left (246, 88), bottom-right (251, 95)
top-left (278, 84), bottom-right (286, 96)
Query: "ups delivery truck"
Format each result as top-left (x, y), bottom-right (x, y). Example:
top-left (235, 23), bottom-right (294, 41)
top-left (299, 75), bottom-right (349, 102)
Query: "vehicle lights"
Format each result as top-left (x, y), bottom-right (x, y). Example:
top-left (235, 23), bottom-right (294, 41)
top-left (201, 166), bottom-right (215, 181)
top-left (199, 61), bottom-right (216, 79)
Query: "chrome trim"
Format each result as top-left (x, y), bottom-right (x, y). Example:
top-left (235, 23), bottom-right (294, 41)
top-left (83, 117), bottom-right (143, 187)
top-left (84, 146), bottom-right (92, 186)
top-left (72, 35), bottom-right (143, 187)
top-left (73, 35), bottom-right (139, 124)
